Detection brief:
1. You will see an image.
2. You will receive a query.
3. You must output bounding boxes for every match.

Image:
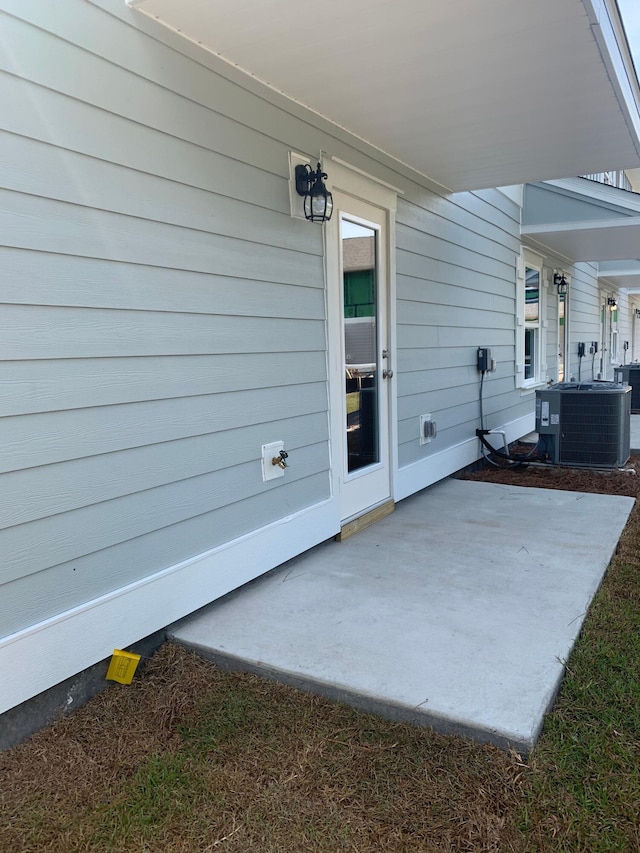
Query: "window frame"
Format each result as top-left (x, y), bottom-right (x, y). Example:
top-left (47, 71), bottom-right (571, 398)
top-left (517, 249), bottom-right (546, 389)
top-left (609, 302), bottom-right (619, 365)
top-left (557, 286), bottom-right (568, 383)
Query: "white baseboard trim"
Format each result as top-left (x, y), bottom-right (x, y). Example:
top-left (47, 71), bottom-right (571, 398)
top-left (396, 413), bottom-right (535, 502)
top-left (1, 499), bottom-right (339, 715)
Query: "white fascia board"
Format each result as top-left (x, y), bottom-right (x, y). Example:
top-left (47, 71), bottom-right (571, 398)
top-left (524, 215), bottom-right (640, 236)
top-left (543, 177), bottom-right (640, 215)
top-left (584, 0), bottom-right (640, 159)
top-left (599, 260), bottom-right (640, 276)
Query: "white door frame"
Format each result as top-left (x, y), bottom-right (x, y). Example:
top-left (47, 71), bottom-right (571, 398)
top-left (324, 159), bottom-right (398, 523)
top-left (557, 285), bottom-right (569, 382)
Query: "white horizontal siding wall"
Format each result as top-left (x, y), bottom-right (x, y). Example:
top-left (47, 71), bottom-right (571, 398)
top-left (567, 264), bottom-right (604, 382)
top-left (0, 0), bottom-right (341, 706)
top-left (613, 289), bottom-right (632, 369)
top-left (395, 188), bottom-right (526, 495)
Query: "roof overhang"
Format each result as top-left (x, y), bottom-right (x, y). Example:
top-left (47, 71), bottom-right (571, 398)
top-left (523, 177), bottom-right (640, 264)
top-left (599, 260), bottom-right (640, 292)
top-left (127, 0), bottom-right (640, 191)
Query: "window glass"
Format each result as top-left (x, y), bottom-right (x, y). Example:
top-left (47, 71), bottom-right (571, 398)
top-left (525, 267), bottom-right (539, 322)
top-left (520, 255), bottom-right (543, 387)
top-left (524, 328), bottom-right (535, 381)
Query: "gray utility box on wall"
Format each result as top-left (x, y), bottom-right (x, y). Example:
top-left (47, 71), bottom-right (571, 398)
top-left (614, 364), bottom-right (640, 413)
top-left (535, 382), bottom-right (631, 468)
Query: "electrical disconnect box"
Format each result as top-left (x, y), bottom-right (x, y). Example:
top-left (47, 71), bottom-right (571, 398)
top-left (477, 347), bottom-right (496, 372)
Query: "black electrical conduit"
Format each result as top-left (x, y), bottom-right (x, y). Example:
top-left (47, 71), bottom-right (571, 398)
top-left (476, 369), bottom-right (542, 467)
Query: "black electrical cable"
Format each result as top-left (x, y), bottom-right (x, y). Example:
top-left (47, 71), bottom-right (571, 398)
top-left (478, 368), bottom-right (504, 467)
top-left (477, 368), bottom-right (532, 467)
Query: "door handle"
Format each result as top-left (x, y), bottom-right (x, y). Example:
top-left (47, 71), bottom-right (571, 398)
top-left (382, 349), bottom-right (392, 378)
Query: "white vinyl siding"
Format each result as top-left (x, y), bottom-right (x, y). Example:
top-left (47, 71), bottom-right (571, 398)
top-left (0, 0), bottom-right (332, 638)
top-left (396, 189), bottom-right (524, 470)
top-left (566, 265), bottom-right (603, 382)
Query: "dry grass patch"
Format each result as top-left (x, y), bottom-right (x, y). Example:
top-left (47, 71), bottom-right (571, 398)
top-left (464, 458), bottom-right (640, 852)
top-left (1, 644), bottom-right (525, 852)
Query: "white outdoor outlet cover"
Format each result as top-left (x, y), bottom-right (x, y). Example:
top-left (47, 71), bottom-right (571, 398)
top-left (262, 441), bottom-right (285, 481)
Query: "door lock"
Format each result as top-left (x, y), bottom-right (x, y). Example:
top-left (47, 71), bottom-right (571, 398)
top-left (382, 369), bottom-right (393, 379)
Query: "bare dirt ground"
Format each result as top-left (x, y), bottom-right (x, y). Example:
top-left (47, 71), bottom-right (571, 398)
top-left (460, 455), bottom-right (639, 497)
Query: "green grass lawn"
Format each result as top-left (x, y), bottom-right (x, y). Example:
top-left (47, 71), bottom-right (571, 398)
top-left (1, 466), bottom-right (639, 852)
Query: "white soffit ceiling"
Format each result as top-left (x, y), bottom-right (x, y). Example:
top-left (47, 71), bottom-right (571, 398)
top-left (598, 260), bottom-right (640, 291)
top-left (128, 0), bottom-right (640, 191)
top-left (522, 178), bottom-right (640, 261)
top-left (524, 216), bottom-right (640, 261)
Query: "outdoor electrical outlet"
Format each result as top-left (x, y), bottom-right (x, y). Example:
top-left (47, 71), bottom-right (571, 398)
top-left (261, 441), bottom-right (285, 482)
top-left (419, 414), bottom-right (437, 445)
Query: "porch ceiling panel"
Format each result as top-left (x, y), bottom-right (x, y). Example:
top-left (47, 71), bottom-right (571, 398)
top-left (598, 260), bottom-right (640, 291)
top-left (128, 0), bottom-right (640, 192)
top-left (523, 178), bottom-right (640, 261)
top-left (524, 217), bottom-right (640, 261)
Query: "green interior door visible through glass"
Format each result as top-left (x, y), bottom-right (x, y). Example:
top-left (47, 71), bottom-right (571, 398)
top-left (342, 219), bottom-right (379, 473)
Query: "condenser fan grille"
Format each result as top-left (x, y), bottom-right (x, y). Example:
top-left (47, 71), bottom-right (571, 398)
top-left (560, 392), bottom-right (630, 466)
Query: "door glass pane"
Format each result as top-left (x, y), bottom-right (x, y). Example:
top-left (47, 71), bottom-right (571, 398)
top-left (342, 219), bottom-right (378, 473)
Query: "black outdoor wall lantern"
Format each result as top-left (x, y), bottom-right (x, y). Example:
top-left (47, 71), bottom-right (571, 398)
top-left (553, 272), bottom-right (568, 295)
top-left (295, 162), bottom-right (334, 222)
top-left (608, 297), bottom-right (618, 309)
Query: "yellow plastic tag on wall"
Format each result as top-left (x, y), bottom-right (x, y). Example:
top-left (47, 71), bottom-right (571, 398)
top-left (106, 649), bottom-right (141, 684)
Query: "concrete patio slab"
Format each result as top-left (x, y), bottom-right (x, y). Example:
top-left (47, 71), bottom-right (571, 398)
top-left (169, 479), bottom-right (634, 754)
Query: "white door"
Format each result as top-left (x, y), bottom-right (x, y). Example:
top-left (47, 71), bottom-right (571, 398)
top-left (557, 290), bottom-right (566, 382)
top-left (327, 190), bottom-right (393, 523)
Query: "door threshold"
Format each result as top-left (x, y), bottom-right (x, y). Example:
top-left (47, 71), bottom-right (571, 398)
top-left (336, 499), bottom-right (395, 541)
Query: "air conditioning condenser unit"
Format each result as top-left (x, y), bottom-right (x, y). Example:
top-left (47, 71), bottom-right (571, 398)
top-left (535, 382), bottom-right (631, 468)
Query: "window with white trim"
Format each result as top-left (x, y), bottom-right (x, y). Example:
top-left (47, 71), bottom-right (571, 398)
top-left (517, 250), bottom-right (545, 387)
top-left (610, 303), bottom-right (618, 364)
